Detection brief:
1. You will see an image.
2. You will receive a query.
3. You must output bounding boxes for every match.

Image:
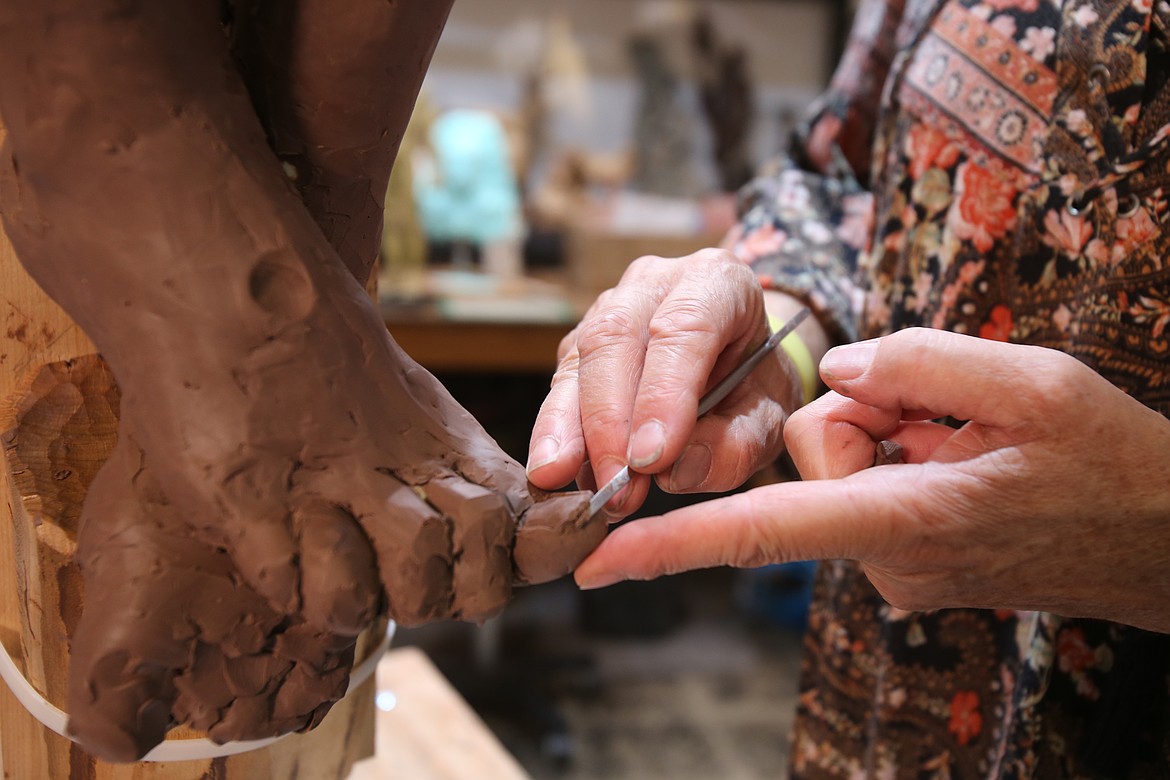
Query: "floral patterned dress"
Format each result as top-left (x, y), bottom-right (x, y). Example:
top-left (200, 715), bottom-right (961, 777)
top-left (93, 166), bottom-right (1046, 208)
top-left (728, 0), bottom-right (1170, 776)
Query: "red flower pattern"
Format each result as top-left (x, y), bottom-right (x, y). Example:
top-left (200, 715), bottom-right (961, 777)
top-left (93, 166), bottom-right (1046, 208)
top-left (951, 161), bottom-right (1018, 252)
top-left (948, 690), bottom-right (983, 746)
top-left (907, 124), bottom-right (960, 181)
top-left (1041, 208), bottom-right (1094, 257)
top-left (735, 223), bottom-right (788, 263)
top-left (740, 0), bottom-right (1170, 771)
top-left (1057, 627), bottom-right (1096, 674)
top-left (1117, 207), bottom-right (1159, 253)
top-left (980, 304), bottom-right (1013, 342)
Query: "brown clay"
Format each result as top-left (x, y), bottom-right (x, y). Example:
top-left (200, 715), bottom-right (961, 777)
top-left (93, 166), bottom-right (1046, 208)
top-left (0, 0), bottom-right (605, 761)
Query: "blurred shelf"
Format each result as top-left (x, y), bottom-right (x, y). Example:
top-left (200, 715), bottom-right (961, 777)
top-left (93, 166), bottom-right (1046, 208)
top-left (381, 268), bottom-right (581, 374)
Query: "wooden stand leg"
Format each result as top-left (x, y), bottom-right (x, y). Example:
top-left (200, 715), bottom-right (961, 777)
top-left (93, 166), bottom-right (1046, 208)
top-left (0, 165), bottom-right (376, 780)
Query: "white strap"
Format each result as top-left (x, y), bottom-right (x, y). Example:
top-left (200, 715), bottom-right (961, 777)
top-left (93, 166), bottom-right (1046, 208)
top-left (0, 623), bottom-right (393, 762)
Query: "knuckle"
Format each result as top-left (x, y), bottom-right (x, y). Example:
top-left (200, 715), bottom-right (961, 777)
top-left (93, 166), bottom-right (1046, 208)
top-left (1004, 348), bottom-right (1093, 440)
top-left (648, 297), bottom-right (721, 340)
top-left (684, 254), bottom-right (759, 302)
top-left (886, 327), bottom-right (953, 364)
top-left (549, 371), bottom-right (577, 397)
top-left (549, 351), bottom-right (580, 390)
top-left (577, 305), bottom-right (644, 355)
top-left (733, 533), bottom-right (778, 569)
top-left (1022, 349), bottom-right (1088, 407)
top-left (889, 326), bottom-right (940, 347)
top-left (729, 495), bottom-right (785, 568)
top-left (705, 416), bottom-right (785, 492)
top-left (706, 252), bottom-right (761, 289)
top-left (545, 373), bottom-right (576, 401)
top-left (690, 246), bottom-right (741, 268)
top-left (593, 286), bottom-right (619, 310)
top-left (623, 254), bottom-right (669, 280)
top-left (863, 567), bottom-right (931, 611)
top-left (579, 397), bottom-right (626, 434)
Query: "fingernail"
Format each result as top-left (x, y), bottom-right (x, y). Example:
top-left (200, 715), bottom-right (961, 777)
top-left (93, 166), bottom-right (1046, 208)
top-left (526, 436), bottom-right (560, 474)
top-left (599, 460), bottom-right (636, 514)
top-left (670, 443), bottom-right (712, 492)
top-left (629, 420), bottom-right (666, 468)
top-left (820, 339), bottom-right (879, 382)
top-left (577, 571), bottom-right (625, 590)
top-left (605, 480), bottom-right (632, 516)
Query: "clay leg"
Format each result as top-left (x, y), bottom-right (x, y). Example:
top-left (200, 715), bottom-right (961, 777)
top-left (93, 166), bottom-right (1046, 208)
top-left (0, 0), bottom-right (604, 760)
top-left (230, 0), bottom-right (453, 282)
top-left (0, 0), bottom-right (600, 620)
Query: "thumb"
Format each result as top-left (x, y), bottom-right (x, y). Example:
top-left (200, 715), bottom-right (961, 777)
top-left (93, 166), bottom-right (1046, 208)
top-left (818, 328), bottom-right (1063, 428)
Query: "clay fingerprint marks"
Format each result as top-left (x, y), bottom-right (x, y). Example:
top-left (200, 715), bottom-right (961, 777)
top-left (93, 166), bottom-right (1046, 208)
top-left (512, 491), bottom-right (605, 586)
top-left (0, 360), bottom-right (357, 762)
top-left (214, 454), bottom-right (383, 639)
top-left (422, 475), bottom-right (514, 622)
top-left (295, 462), bottom-right (452, 627)
top-left (294, 499), bottom-right (380, 636)
top-left (248, 250), bottom-right (316, 323)
top-left (68, 443), bottom-right (362, 761)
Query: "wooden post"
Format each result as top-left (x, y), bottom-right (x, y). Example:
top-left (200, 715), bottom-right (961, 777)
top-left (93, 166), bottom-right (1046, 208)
top-left (0, 149), bottom-right (378, 779)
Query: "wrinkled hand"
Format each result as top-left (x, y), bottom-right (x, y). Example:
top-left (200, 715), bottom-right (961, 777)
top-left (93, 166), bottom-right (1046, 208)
top-left (575, 328), bottom-right (1170, 633)
top-left (527, 249), bottom-right (802, 517)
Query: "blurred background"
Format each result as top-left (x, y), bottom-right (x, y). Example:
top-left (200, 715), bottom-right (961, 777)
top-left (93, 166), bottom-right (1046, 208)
top-left (372, 2), bottom-right (847, 777)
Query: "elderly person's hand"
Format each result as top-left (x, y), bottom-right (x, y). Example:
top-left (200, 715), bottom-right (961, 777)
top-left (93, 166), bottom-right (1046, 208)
top-left (526, 249), bottom-right (813, 518)
top-left (575, 328), bottom-right (1170, 633)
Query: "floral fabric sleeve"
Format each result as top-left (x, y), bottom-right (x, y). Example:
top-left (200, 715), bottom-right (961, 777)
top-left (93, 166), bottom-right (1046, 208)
top-left (723, 0), bottom-right (907, 345)
top-left (724, 161), bottom-right (871, 344)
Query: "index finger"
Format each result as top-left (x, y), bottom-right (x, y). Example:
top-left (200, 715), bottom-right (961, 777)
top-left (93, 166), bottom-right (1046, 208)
top-left (574, 465), bottom-right (937, 587)
top-left (626, 252), bottom-right (767, 473)
top-left (572, 270), bottom-right (663, 490)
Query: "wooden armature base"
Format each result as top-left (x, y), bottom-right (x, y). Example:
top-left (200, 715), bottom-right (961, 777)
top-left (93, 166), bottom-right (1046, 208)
top-left (0, 168), bottom-right (376, 779)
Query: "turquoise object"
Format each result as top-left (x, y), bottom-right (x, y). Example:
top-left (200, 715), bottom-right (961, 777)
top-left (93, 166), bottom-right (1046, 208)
top-left (415, 109), bottom-right (523, 246)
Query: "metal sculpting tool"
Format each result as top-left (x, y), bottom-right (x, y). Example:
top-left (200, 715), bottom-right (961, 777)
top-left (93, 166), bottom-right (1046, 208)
top-left (587, 306), bottom-right (811, 516)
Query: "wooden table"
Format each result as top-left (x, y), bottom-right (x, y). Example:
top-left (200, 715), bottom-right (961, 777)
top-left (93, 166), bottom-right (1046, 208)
top-left (383, 303), bottom-right (574, 374)
top-left (380, 269), bottom-right (584, 374)
top-left (350, 647), bottom-right (530, 780)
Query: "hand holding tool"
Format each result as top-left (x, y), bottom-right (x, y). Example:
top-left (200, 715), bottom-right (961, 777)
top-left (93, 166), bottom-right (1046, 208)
top-left (587, 307), bottom-right (812, 516)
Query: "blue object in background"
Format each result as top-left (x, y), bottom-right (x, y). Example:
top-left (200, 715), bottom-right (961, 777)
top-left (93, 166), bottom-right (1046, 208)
top-left (734, 560), bottom-right (817, 631)
top-left (415, 109), bottom-right (523, 246)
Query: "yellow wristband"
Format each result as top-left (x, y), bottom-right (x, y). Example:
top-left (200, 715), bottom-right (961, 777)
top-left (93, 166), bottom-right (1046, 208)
top-left (769, 313), bottom-right (817, 406)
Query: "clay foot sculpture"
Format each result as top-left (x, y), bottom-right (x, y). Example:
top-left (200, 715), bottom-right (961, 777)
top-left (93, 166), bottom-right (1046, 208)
top-left (68, 436), bottom-right (361, 761)
top-left (2, 354), bottom-right (369, 763)
top-left (0, 0), bottom-right (606, 761)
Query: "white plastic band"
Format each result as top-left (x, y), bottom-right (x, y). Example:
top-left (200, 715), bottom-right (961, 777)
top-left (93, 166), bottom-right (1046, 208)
top-left (0, 623), bottom-right (394, 762)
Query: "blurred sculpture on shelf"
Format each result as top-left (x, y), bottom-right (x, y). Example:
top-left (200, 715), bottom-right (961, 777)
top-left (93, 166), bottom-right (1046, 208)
top-left (692, 13), bottom-right (756, 193)
top-left (414, 109), bottom-right (525, 277)
top-left (528, 148), bottom-right (632, 233)
top-left (381, 93), bottom-right (436, 301)
top-left (627, 31), bottom-right (700, 198)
